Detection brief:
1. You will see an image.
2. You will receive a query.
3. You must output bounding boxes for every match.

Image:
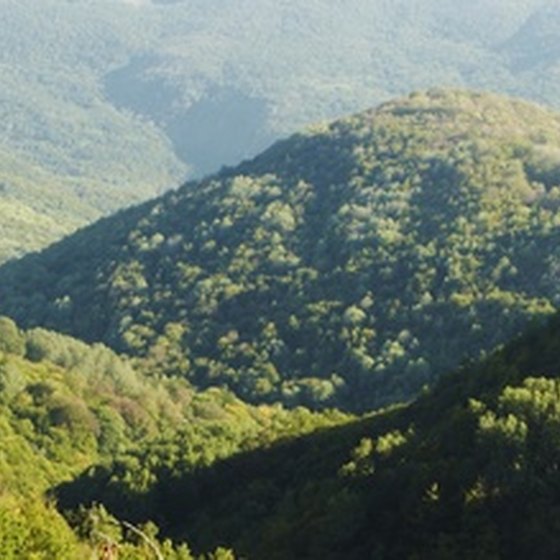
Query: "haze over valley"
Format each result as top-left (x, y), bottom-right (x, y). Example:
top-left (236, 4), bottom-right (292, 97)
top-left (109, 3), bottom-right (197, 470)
top-left (3, 0), bottom-right (560, 260)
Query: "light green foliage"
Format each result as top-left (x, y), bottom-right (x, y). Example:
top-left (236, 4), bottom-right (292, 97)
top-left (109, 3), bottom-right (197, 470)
top-left (0, 495), bottom-right (86, 559)
top-left (0, 317), bottom-right (24, 356)
top-left (3, 91), bottom-right (560, 410)
top-left (0, 319), bottom-right (346, 558)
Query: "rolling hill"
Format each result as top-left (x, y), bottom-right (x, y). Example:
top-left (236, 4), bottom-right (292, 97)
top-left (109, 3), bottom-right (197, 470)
top-left (2, 90), bottom-right (560, 410)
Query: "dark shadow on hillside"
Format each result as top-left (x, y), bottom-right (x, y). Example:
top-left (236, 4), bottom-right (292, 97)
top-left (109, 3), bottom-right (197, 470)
top-left (52, 313), bottom-right (560, 558)
top-left (52, 410), bottom-right (403, 556)
top-left (0, 198), bottom-right (158, 342)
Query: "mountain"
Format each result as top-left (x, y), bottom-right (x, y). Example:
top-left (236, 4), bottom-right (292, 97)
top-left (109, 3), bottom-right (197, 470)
top-left (2, 90), bottom-right (560, 411)
top-left (0, 315), bottom-right (347, 557)
top-left (3, 0), bottom-right (560, 261)
top-left (501, 4), bottom-right (560, 73)
top-left (56, 312), bottom-right (560, 559)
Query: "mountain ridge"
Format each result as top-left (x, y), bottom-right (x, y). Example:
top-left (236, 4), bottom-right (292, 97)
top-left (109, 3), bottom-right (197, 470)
top-left (0, 315), bottom-right (347, 557)
top-left (2, 89), bottom-right (560, 411)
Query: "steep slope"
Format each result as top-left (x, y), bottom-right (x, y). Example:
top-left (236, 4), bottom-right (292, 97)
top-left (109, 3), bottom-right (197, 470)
top-left (2, 90), bottom-right (560, 410)
top-left (2, 0), bottom-right (559, 261)
top-left (6, 0), bottom-right (553, 181)
top-left (0, 316), bottom-right (347, 557)
top-left (56, 314), bottom-right (560, 559)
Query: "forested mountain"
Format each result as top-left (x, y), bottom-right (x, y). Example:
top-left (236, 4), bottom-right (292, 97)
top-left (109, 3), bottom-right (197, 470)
top-left (0, 316), bottom-right (347, 557)
top-left (5, 3), bottom-right (560, 557)
top-left (56, 312), bottom-right (560, 559)
top-left (2, 90), bottom-right (560, 410)
top-left (4, 0), bottom-right (560, 261)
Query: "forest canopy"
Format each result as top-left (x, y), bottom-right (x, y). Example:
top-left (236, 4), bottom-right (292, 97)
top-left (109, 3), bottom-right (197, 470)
top-left (2, 90), bottom-right (560, 410)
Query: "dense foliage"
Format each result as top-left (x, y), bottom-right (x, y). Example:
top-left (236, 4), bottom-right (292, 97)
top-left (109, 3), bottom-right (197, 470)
top-left (2, 91), bottom-right (560, 410)
top-left (0, 316), bottom-right (348, 557)
top-left (58, 313), bottom-right (560, 559)
top-left (3, 0), bottom-right (560, 260)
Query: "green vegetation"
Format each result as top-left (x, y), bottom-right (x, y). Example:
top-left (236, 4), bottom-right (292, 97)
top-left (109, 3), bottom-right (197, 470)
top-left (58, 314), bottom-right (560, 559)
top-left (6, 3), bottom-right (560, 555)
top-left (0, 0), bottom-right (185, 262)
top-left (0, 316), bottom-right (348, 557)
top-left (7, 296), bottom-right (560, 558)
top-left (2, 91), bottom-right (560, 410)
top-left (0, 150), bottom-right (100, 263)
top-left (3, 0), bottom-right (560, 260)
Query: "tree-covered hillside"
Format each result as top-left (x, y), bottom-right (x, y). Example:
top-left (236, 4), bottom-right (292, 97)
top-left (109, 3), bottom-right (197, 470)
top-left (57, 312), bottom-right (560, 559)
top-left (3, 0), bottom-right (560, 261)
top-left (0, 315), bottom-right (348, 557)
top-left (2, 90), bottom-right (560, 410)
top-left (0, 151), bottom-right (103, 263)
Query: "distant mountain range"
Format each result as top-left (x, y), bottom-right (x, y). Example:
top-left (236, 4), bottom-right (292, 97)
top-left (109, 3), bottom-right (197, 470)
top-left (3, 0), bottom-right (560, 261)
top-left (2, 90), bottom-right (560, 411)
